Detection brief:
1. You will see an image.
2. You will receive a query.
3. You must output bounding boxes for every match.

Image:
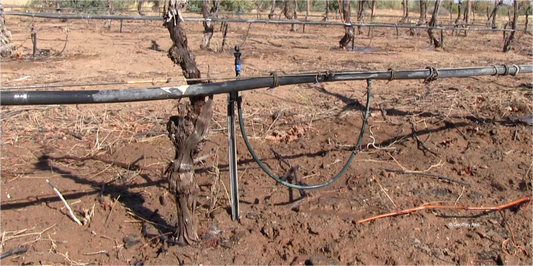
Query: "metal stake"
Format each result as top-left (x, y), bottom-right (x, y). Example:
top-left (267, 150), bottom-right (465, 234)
top-left (228, 46), bottom-right (242, 221)
top-left (31, 27), bottom-right (36, 61)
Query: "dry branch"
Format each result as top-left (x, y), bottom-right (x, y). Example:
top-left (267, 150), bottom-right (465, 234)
top-left (356, 195), bottom-right (532, 224)
top-left (383, 169), bottom-right (471, 187)
top-left (45, 179), bottom-right (83, 225)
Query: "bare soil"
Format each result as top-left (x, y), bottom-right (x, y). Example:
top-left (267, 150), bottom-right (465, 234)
top-left (1, 13), bottom-right (532, 265)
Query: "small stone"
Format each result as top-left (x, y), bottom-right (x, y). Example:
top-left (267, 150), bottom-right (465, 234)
top-left (209, 208), bottom-right (226, 219)
top-left (443, 248), bottom-right (455, 257)
top-left (123, 234), bottom-right (141, 249)
top-left (290, 256), bottom-right (306, 265)
top-left (447, 157), bottom-right (457, 164)
top-left (305, 256), bottom-right (339, 265)
top-left (518, 162), bottom-right (529, 170)
top-left (458, 253), bottom-right (473, 265)
top-left (497, 253), bottom-right (520, 265)
top-left (246, 213), bottom-right (258, 220)
top-left (467, 192), bottom-right (483, 201)
top-left (308, 224), bottom-right (320, 235)
top-left (413, 238), bottom-right (421, 244)
top-left (488, 219), bottom-right (498, 224)
top-left (491, 180), bottom-right (506, 191)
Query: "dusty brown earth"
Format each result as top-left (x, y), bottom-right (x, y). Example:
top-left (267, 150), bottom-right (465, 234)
top-left (1, 10), bottom-right (533, 265)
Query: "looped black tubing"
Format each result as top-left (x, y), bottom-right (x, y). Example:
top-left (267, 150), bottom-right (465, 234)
top-left (237, 79), bottom-right (372, 190)
top-left (424, 66), bottom-right (439, 84)
top-left (491, 65), bottom-right (499, 76)
top-left (387, 68), bottom-right (395, 83)
top-left (511, 64), bottom-right (520, 76)
top-left (270, 71), bottom-right (279, 88)
top-left (503, 65), bottom-right (510, 76)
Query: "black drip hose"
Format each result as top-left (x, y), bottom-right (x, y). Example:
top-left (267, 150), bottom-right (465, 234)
top-left (237, 79), bottom-right (372, 190)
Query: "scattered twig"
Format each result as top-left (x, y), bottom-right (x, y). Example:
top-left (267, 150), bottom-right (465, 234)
top-left (0, 245), bottom-right (29, 259)
top-left (356, 195), bottom-right (532, 224)
top-left (104, 195), bottom-right (120, 226)
top-left (46, 155), bottom-right (156, 171)
top-left (57, 250), bottom-right (89, 265)
top-left (387, 152), bottom-right (443, 173)
top-left (454, 186), bottom-right (466, 206)
top-left (0, 231), bottom-right (5, 253)
top-left (139, 231), bottom-right (174, 249)
top-left (48, 233), bottom-right (57, 253)
top-left (263, 111), bottom-right (282, 138)
top-left (81, 203), bottom-right (95, 226)
top-left (46, 179), bottom-right (83, 225)
top-left (270, 148), bottom-right (306, 198)
top-left (3, 224), bottom-right (56, 243)
top-left (125, 208), bottom-right (174, 230)
top-left (193, 150), bottom-right (215, 164)
top-left (525, 161), bottom-right (533, 180)
top-left (383, 168), bottom-right (471, 187)
top-left (411, 121), bottom-right (438, 156)
top-left (373, 175), bottom-right (398, 210)
top-left (209, 148), bottom-right (221, 210)
top-left (366, 126), bottom-right (396, 151)
top-left (83, 250), bottom-right (108, 256)
top-left (447, 121), bottom-right (468, 140)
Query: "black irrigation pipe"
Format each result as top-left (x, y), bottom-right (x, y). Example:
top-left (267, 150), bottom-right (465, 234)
top-left (5, 12), bottom-right (531, 33)
top-left (1, 65), bottom-right (531, 106)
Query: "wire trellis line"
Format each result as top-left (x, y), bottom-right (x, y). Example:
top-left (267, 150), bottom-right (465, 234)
top-left (0, 64), bottom-right (530, 106)
top-left (5, 12), bottom-right (531, 33)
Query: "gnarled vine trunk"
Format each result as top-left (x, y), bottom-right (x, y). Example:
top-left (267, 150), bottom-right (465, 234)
top-left (163, 0), bottom-right (213, 245)
top-left (427, 0), bottom-right (442, 48)
top-left (268, 0), bottom-right (276, 19)
top-left (418, 0), bottom-right (428, 25)
top-left (401, 0), bottom-right (410, 23)
top-left (370, 0), bottom-right (376, 21)
top-left (487, 0), bottom-right (503, 29)
top-left (283, 0), bottom-right (297, 32)
top-left (503, 0), bottom-right (518, 52)
top-left (104, 0), bottom-right (114, 29)
top-left (200, 0), bottom-right (220, 50)
top-left (323, 0), bottom-right (330, 21)
top-left (0, 3), bottom-right (13, 57)
top-left (339, 0), bottom-right (353, 49)
top-left (463, 0), bottom-right (471, 24)
top-left (357, 0), bottom-right (367, 34)
top-left (138, 0), bottom-right (146, 16)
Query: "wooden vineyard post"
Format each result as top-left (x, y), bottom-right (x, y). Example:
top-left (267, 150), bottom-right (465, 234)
top-left (163, 0), bottom-right (213, 245)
